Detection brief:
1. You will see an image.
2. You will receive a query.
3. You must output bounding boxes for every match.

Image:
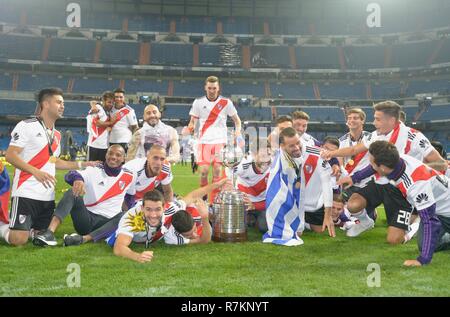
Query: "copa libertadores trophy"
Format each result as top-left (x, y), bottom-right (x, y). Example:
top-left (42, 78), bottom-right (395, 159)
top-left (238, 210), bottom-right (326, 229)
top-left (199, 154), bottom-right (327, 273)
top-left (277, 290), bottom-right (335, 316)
top-left (212, 145), bottom-right (247, 242)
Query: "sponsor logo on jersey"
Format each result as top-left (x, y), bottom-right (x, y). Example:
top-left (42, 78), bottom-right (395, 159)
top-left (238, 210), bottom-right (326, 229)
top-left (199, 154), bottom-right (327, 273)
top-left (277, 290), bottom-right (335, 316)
top-left (415, 193), bottom-right (429, 204)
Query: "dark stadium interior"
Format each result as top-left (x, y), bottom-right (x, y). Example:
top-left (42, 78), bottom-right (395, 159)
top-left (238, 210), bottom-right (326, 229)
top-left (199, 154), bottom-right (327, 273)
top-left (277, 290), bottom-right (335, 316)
top-left (0, 0), bottom-right (449, 155)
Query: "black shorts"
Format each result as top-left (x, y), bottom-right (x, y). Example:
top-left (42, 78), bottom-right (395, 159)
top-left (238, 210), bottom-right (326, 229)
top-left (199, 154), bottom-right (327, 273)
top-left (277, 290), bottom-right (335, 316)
top-left (305, 206), bottom-right (325, 226)
top-left (9, 196), bottom-right (55, 231)
top-left (356, 180), bottom-right (414, 230)
top-left (87, 146), bottom-right (107, 162)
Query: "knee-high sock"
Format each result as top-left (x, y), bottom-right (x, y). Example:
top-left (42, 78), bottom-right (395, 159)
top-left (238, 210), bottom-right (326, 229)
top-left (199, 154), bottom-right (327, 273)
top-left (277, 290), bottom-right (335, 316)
top-left (0, 222), bottom-right (10, 244)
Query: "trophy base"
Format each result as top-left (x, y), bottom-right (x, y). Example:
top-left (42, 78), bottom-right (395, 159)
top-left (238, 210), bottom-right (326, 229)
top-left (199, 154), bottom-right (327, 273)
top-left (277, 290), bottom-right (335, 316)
top-left (212, 232), bottom-right (247, 243)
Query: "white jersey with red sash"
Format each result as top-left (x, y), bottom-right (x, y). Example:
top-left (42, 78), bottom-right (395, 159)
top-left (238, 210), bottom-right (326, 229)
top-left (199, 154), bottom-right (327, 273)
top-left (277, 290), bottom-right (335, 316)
top-left (339, 131), bottom-right (372, 186)
top-left (87, 103), bottom-right (109, 149)
top-left (379, 155), bottom-right (450, 217)
top-left (109, 105), bottom-right (138, 143)
top-left (135, 121), bottom-right (176, 159)
top-left (77, 164), bottom-right (135, 218)
top-left (234, 155), bottom-right (269, 209)
top-left (163, 205), bottom-right (203, 245)
top-left (9, 118), bottom-right (61, 201)
top-left (112, 200), bottom-right (183, 245)
top-left (189, 96), bottom-right (237, 144)
top-left (301, 146), bottom-right (333, 212)
top-left (123, 158), bottom-right (173, 200)
top-left (363, 122), bottom-right (434, 161)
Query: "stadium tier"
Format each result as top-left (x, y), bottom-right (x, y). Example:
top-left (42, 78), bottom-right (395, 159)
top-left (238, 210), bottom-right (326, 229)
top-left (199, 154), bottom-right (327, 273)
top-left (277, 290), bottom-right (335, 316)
top-left (1, 32), bottom-right (450, 69)
top-left (1, 73), bottom-right (448, 100)
top-left (1, 4), bottom-right (449, 35)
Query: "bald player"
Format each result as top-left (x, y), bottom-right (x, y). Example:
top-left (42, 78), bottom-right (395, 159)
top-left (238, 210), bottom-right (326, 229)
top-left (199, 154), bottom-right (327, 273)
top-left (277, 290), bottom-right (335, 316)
top-left (127, 104), bottom-right (180, 164)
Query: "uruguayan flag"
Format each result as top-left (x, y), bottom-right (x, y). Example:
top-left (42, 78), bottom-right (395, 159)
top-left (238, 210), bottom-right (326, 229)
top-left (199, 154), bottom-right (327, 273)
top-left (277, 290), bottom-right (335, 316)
top-left (263, 149), bottom-right (304, 246)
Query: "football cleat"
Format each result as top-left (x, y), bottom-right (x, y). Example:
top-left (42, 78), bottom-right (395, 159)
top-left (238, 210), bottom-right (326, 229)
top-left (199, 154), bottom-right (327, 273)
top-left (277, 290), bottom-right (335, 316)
top-left (63, 233), bottom-right (83, 247)
top-left (32, 229), bottom-right (57, 246)
top-left (346, 215), bottom-right (374, 237)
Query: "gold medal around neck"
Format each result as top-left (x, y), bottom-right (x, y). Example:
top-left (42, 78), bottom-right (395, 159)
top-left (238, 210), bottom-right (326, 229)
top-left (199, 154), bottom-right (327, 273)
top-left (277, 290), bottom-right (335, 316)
top-left (49, 156), bottom-right (57, 163)
top-left (295, 181), bottom-right (301, 189)
top-left (348, 159), bottom-right (354, 166)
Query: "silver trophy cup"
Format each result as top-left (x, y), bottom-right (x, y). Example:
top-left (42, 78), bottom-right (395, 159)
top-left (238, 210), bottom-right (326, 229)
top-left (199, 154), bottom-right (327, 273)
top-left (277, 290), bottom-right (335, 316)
top-left (212, 145), bottom-right (247, 242)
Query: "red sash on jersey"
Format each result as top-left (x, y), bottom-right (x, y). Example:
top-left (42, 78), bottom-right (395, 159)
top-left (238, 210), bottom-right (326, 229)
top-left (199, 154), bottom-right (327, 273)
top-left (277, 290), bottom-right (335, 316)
top-left (237, 175), bottom-right (268, 197)
top-left (388, 123), bottom-right (401, 145)
top-left (135, 170), bottom-right (169, 199)
top-left (397, 164), bottom-right (438, 197)
top-left (85, 172), bottom-right (134, 207)
top-left (199, 99), bottom-right (228, 139)
top-left (404, 127), bottom-right (417, 155)
top-left (90, 117), bottom-right (107, 143)
top-left (344, 150), bottom-right (368, 174)
top-left (303, 154), bottom-right (318, 186)
top-left (111, 107), bottom-right (130, 126)
top-left (17, 131), bottom-right (61, 189)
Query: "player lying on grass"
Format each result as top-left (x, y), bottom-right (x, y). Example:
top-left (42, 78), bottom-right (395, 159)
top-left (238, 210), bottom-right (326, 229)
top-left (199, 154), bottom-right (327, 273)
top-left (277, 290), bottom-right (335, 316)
top-left (108, 178), bottom-right (229, 263)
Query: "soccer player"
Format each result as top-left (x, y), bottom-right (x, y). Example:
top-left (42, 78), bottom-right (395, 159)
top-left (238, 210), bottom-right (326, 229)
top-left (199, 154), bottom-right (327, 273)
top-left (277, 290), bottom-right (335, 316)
top-left (123, 144), bottom-right (174, 207)
top-left (322, 100), bottom-right (446, 243)
top-left (0, 88), bottom-right (95, 246)
top-left (35, 145), bottom-right (135, 247)
top-left (267, 115), bottom-right (293, 149)
top-left (234, 146), bottom-right (271, 233)
top-left (163, 199), bottom-right (211, 245)
top-left (263, 127), bottom-right (335, 246)
top-left (86, 91), bottom-right (115, 162)
top-left (291, 110), bottom-right (320, 147)
top-left (110, 180), bottom-right (228, 263)
top-left (366, 141), bottom-right (450, 266)
top-left (187, 76), bottom-right (242, 202)
top-left (301, 138), bottom-right (334, 236)
top-left (338, 108), bottom-right (376, 220)
top-left (126, 104), bottom-right (180, 164)
top-left (108, 88), bottom-right (138, 153)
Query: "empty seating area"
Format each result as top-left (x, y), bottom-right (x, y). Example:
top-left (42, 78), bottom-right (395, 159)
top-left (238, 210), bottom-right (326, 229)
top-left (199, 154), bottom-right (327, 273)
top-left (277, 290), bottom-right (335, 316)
top-left (270, 82), bottom-right (315, 99)
top-left (319, 82), bottom-right (365, 100)
top-left (99, 40), bottom-right (139, 65)
top-left (1, 73), bottom-right (448, 100)
top-left (0, 34), bottom-right (43, 60)
top-left (275, 105), bottom-right (345, 123)
top-left (47, 38), bottom-right (96, 63)
top-left (2, 3), bottom-right (449, 36)
top-left (420, 104), bottom-right (450, 122)
top-left (151, 43), bottom-right (193, 67)
top-left (1, 31), bottom-right (450, 70)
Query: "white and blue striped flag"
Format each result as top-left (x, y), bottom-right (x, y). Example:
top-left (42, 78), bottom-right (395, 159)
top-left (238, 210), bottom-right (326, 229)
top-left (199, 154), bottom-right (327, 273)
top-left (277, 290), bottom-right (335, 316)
top-left (263, 149), bottom-right (305, 246)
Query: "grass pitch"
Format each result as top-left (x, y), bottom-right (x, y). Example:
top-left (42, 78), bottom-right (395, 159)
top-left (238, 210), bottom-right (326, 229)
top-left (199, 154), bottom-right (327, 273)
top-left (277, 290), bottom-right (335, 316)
top-left (0, 164), bottom-right (449, 297)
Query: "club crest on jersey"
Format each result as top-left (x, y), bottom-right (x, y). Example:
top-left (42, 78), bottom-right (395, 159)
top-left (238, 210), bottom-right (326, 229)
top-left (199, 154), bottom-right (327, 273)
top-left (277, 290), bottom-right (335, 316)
top-left (305, 164), bottom-right (313, 174)
top-left (19, 215), bottom-right (27, 224)
top-left (119, 181), bottom-right (126, 190)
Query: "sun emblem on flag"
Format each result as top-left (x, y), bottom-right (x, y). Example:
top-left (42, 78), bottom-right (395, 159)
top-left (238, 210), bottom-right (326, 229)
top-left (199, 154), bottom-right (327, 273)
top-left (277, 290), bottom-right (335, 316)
top-left (125, 210), bottom-right (146, 232)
